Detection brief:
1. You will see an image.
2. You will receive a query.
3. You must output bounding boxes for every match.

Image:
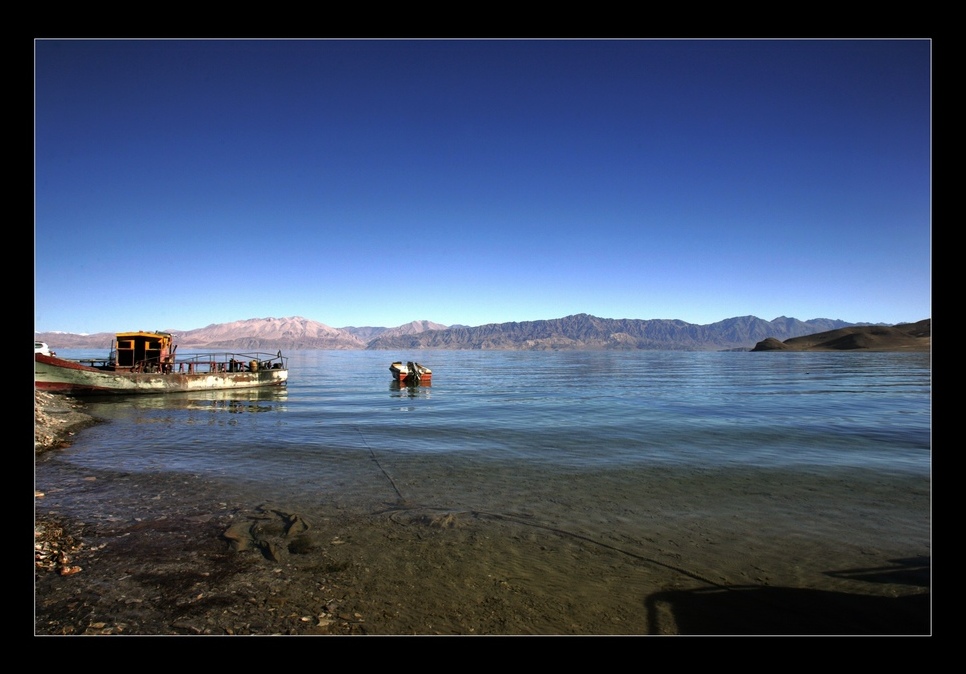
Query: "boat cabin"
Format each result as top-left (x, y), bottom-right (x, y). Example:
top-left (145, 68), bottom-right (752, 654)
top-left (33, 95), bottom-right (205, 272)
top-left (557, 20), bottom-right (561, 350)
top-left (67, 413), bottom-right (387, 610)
top-left (112, 331), bottom-right (175, 373)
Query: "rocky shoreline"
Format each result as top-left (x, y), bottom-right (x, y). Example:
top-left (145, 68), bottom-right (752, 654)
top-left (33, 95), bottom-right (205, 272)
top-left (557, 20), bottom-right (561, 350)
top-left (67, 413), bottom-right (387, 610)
top-left (34, 393), bottom-right (454, 636)
top-left (34, 390), bottom-right (101, 454)
top-left (32, 387), bottom-right (930, 635)
top-left (34, 391), bottom-right (103, 584)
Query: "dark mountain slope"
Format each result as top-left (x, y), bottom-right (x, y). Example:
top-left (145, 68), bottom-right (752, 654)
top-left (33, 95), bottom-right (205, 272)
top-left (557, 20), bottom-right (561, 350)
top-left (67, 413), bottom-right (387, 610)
top-left (364, 314), bottom-right (861, 351)
top-left (751, 320), bottom-right (930, 352)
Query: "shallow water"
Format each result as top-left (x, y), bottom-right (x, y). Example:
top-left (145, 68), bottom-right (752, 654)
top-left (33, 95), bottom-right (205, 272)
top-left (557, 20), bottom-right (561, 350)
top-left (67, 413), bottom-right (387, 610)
top-left (38, 350), bottom-right (930, 524)
top-left (35, 350), bottom-right (931, 633)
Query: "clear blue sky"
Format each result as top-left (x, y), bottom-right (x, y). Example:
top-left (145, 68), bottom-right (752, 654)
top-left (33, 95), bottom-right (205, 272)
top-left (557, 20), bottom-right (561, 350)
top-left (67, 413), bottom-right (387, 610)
top-left (34, 39), bottom-right (931, 334)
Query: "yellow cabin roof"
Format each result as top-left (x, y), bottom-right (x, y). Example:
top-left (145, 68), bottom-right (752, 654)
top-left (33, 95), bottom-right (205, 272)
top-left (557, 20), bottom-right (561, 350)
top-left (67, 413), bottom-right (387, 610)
top-left (115, 331), bottom-right (172, 340)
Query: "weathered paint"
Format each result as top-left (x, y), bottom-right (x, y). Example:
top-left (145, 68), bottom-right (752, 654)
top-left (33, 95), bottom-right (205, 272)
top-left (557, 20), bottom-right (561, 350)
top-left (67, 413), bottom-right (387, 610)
top-left (35, 353), bottom-right (287, 395)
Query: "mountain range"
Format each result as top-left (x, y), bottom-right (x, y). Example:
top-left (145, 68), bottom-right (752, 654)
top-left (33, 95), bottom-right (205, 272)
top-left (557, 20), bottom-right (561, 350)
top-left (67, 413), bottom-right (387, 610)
top-left (34, 314), bottom-right (926, 352)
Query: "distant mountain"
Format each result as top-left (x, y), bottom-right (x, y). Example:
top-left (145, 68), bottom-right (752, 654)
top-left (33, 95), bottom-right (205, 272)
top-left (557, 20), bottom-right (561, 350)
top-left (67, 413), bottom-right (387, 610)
top-left (751, 319), bottom-right (930, 352)
top-left (363, 314), bottom-right (866, 351)
top-left (33, 331), bottom-right (117, 349)
top-left (172, 316), bottom-right (366, 350)
top-left (37, 314), bottom-right (923, 352)
top-left (342, 320), bottom-right (447, 343)
top-left (37, 317), bottom-right (367, 351)
top-left (339, 326), bottom-right (388, 342)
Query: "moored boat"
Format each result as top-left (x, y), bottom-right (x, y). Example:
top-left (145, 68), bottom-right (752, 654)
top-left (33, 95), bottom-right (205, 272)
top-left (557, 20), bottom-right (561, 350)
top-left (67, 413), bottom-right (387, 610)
top-left (389, 361), bottom-right (432, 383)
top-left (35, 330), bottom-right (288, 395)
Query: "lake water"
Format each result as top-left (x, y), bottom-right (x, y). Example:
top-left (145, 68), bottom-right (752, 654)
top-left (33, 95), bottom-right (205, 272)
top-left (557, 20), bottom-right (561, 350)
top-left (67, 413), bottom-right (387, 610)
top-left (35, 349), bottom-right (932, 633)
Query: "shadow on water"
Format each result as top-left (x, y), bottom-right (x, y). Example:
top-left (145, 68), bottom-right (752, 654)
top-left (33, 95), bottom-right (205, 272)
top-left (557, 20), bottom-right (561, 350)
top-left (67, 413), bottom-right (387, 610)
top-left (644, 556), bottom-right (930, 635)
top-left (824, 555), bottom-right (930, 587)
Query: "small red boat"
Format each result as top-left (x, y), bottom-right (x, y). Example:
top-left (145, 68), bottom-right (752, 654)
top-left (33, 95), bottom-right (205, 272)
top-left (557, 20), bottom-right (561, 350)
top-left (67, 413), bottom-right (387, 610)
top-left (389, 361), bottom-right (432, 384)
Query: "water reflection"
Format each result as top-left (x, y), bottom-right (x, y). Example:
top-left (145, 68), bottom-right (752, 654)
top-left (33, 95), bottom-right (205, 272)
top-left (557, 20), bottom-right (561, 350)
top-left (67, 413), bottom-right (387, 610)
top-left (76, 387), bottom-right (289, 415)
top-left (389, 380), bottom-right (431, 399)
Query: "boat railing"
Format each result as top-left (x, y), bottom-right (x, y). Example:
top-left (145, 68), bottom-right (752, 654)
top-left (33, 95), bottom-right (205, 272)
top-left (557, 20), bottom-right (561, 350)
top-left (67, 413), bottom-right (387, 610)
top-left (77, 357), bottom-right (113, 369)
top-left (171, 350), bottom-right (288, 374)
top-left (100, 349), bottom-right (288, 374)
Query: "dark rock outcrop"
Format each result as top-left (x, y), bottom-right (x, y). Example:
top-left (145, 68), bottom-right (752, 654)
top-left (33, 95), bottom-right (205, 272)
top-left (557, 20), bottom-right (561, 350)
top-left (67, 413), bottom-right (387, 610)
top-left (751, 319), bottom-right (930, 352)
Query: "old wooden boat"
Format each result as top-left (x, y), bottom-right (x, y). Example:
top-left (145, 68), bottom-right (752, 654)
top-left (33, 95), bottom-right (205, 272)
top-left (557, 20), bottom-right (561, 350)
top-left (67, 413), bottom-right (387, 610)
top-left (389, 361), bottom-right (432, 383)
top-left (35, 330), bottom-right (288, 395)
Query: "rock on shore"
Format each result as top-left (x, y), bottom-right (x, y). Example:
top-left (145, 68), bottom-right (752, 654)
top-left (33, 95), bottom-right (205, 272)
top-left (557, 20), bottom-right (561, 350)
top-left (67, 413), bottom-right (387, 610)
top-left (34, 390), bottom-right (100, 453)
top-left (35, 390), bottom-right (103, 584)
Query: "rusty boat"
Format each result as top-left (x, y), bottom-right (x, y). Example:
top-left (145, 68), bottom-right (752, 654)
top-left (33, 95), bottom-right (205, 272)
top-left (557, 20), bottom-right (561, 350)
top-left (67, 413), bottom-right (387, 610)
top-left (389, 361), bottom-right (432, 384)
top-left (35, 330), bottom-right (288, 395)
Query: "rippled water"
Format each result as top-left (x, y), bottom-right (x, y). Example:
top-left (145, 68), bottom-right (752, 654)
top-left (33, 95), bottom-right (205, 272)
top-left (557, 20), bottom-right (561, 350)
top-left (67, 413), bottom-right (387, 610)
top-left (38, 350), bottom-right (930, 539)
top-left (34, 349), bottom-right (931, 634)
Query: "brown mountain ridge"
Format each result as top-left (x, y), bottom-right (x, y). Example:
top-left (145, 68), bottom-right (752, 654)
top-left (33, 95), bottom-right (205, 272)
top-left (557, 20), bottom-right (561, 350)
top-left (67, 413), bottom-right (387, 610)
top-left (751, 319), bottom-right (930, 352)
top-left (36, 314), bottom-right (930, 352)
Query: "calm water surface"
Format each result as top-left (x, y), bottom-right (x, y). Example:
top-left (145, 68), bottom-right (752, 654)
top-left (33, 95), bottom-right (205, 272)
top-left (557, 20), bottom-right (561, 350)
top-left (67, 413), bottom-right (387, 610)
top-left (37, 350), bottom-right (930, 547)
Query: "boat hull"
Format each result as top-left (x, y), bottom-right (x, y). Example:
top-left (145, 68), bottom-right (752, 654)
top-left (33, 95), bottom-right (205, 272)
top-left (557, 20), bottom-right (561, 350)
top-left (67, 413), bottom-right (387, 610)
top-left (391, 372), bottom-right (432, 383)
top-left (35, 353), bottom-right (288, 395)
top-left (389, 361), bottom-right (432, 383)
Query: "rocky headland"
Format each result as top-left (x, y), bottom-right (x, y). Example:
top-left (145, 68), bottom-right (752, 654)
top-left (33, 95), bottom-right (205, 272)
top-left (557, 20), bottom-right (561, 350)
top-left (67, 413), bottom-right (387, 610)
top-left (751, 319), bottom-right (930, 352)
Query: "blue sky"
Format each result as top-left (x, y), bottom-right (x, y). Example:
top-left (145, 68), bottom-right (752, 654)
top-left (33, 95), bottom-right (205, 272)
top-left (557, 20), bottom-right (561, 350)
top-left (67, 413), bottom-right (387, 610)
top-left (34, 39), bottom-right (931, 333)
